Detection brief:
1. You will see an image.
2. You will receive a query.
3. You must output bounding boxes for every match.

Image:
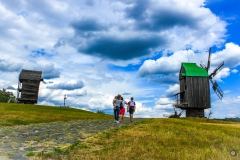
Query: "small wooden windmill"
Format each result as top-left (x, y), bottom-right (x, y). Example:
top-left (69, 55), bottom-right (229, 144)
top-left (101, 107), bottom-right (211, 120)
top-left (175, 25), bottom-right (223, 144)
top-left (174, 48), bottom-right (224, 117)
top-left (17, 69), bottom-right (43, 104)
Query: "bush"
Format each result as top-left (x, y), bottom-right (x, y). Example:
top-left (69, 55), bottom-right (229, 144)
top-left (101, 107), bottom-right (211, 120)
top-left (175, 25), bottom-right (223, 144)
top-left (0, 88), bottom-right (16, 103)
top-left (97, 110), bottom-right (105, 114)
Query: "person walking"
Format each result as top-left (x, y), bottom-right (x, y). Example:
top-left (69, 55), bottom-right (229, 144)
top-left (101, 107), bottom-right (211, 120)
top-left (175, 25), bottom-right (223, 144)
top-left (119, 97), bottom-right (127, 122)
top-left (128, 97), bottom-right (136, 122)
top-left (113, 94), bottom-right (122, 123)
top-left (113, 95), bottom-right (117, 122)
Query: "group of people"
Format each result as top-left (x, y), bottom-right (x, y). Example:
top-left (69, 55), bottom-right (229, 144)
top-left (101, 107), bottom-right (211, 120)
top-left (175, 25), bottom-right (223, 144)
top-left (112, 94), bottom-right (136, 123)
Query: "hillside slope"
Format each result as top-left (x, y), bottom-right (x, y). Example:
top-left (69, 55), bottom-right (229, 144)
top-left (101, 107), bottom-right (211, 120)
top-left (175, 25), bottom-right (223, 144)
top-left (0, 103), bottom-right (113, 126)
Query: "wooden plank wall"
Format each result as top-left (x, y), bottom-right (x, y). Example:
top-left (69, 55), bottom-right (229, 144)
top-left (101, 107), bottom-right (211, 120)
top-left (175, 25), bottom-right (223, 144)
top-left (180, 78), bottom-right (186, 101)
top-left (18, 69), bottom-right (43, 104)
top-left (186, 77), bottom-right (210, 109)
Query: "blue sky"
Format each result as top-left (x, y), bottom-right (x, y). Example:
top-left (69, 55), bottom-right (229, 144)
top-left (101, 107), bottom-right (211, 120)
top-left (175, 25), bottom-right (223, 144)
top-left (0, 0), bottom-right (240, 118)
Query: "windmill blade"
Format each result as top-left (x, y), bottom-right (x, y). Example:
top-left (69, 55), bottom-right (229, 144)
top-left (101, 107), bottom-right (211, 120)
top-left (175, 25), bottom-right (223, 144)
top-left (17, 81), bottom-right (21, 99)
top-left (200, 61), bottom-right (206, 69)
top-left (209, 61), bottom-right (224, 78)
top-left (17, 90), bottom-right (19, 99)
top-left (209, 79), bottom-right (224, 100)
top-left (206, 47), bottom-right (211, 71)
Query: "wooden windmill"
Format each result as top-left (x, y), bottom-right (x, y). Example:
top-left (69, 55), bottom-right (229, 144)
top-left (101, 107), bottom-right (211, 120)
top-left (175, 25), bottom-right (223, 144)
top-left (174, 48), bottom-right (224, 117)
top-left (17, 69), bottom-right (43, 104)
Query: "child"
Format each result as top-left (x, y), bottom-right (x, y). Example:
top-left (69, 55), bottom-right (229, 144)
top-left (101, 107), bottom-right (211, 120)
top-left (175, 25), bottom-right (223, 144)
top-left (119, 97), bottom-right (127, 122)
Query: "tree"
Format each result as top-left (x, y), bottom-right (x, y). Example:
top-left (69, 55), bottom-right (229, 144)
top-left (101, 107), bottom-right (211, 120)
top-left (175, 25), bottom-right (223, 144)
top-left (0, 88), bottom-right (16, 103)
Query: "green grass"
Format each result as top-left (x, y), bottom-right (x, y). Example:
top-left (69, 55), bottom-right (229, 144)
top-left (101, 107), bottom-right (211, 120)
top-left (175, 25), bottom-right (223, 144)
top-left (43, 118), bottom-right (240, 160)
top-left (0, 103), bottom-right (113, 126)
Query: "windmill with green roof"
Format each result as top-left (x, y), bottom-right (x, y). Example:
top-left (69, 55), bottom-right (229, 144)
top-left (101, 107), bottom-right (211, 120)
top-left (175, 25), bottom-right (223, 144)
top-left (174, 48), bottom-right (224, 117)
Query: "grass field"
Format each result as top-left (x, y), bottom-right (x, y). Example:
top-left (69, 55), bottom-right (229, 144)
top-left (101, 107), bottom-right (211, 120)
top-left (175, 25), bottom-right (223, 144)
top-left (0, 103), bottom-right (113, 126)
top-left (1, 103), bottom-right (240, 159)
top-left (47, 118), bottom-right (240, 160)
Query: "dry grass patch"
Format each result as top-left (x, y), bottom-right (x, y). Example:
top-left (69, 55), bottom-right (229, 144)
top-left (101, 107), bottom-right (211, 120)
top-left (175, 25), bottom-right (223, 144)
top-left (47, 118), bottom-right (240, 160)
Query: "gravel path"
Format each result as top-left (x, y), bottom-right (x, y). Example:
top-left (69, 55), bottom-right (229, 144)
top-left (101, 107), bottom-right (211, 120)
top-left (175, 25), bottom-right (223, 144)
top-left (0, 118), bottom-right (147, 160)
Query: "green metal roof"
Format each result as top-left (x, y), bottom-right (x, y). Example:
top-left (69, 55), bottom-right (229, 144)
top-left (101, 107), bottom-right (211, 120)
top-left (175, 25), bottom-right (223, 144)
top-left (181, 63), bottom-right (208, 77)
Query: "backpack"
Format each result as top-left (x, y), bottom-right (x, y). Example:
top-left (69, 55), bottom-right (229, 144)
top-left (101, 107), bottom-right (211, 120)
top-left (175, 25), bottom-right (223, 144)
top-left (129, 101), bottom-right (135, 108)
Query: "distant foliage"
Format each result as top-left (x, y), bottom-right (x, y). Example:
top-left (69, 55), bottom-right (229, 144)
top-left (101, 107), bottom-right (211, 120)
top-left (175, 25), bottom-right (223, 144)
top-left (60, 106), bottom-right (70, 108)
top-left (223, 117), bottom-right (240, 122)
top-left (0, 88), bottom-right (16, 103)
top-left (97, 110), bottom-right (105, 114)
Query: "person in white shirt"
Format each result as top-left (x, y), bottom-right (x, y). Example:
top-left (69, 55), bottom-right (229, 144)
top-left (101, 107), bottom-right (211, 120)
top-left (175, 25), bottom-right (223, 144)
top-left (113, 94), bottom-right (122, 123)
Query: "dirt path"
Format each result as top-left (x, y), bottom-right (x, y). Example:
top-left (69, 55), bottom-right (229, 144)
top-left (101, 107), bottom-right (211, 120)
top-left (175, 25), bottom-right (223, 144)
top-left (0, 118), bottom-right (147, 160)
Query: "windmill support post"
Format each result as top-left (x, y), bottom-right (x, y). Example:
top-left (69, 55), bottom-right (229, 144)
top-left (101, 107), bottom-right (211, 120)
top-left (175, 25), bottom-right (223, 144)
top-left (64, 95), bottom-right (66, 107)
top-left (185, 109), bottom-right (204, 117)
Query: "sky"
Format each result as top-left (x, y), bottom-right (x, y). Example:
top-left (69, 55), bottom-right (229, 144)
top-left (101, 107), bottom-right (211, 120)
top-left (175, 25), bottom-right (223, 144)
top-left (0, 0), bottom-right (240, 118)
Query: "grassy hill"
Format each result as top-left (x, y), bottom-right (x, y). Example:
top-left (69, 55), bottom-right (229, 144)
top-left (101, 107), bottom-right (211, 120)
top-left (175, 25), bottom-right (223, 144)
top-left (0, 102), bottom-right (113, 126)
top-left (1, 103), bottom-right (240, 159)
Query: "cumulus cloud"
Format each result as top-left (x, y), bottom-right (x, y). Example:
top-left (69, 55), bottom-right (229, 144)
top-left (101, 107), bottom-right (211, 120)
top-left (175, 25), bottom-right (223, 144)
top-left (54, 38), bottom-right (67, 48)
top-left (211, 96), bottom-right (240, 118)
top-left (138, 50), bottom-right (197, 77)
top-left (125, 0), bottom-right (203, 31)
top-left (6, 86), bottom-right (16, 90)
top-left (34, 64), bottom-right (60, 79)
top-left (0, 59), bottom-right (22, 72)
top-left (231, 69), bottom-right (238, 73)
top-left (71, 18), bottom-right (108, 34)
top-left (211, 43), bottom-right (240, 68)
top-left (156, 97), bottom-right (175, 105)
top-left (68, 0), bottom-right (226, 60)
top-left (164, 84), bottom-right (179, 97)
top-left (147, 74), bottom-right (179, 85)
top-left (47, 80), bottom-right (84, 90)
top-left (77, 35), bottom-right (165, 60)
top-left (154, 97), bottom-right (175, 109)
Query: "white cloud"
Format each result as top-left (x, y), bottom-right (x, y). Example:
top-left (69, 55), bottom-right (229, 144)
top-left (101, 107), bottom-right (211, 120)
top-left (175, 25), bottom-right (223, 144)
top-left (231, 69), bottom-right (238, 73)
top-left (212, 68), bottom-right (230, 81)
top-left (154, 97), bottom-right (175, 109)
top-left (138, 47), bottom-right (218, 78)
top-left (211, 96), bottom-right (240, 118)
top-left (211, 43), bottom-right (240, 68)
top-left (38, 101), bottom-right (55, 107)
top-left (164, 84), bottom-right (179, 97)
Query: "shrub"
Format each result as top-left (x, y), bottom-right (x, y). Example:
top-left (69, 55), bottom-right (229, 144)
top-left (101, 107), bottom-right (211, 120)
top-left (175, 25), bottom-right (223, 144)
top-left (0, 88), bottom-right (16, 103)
top-left (97, 110), bottom-right (105, 114)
